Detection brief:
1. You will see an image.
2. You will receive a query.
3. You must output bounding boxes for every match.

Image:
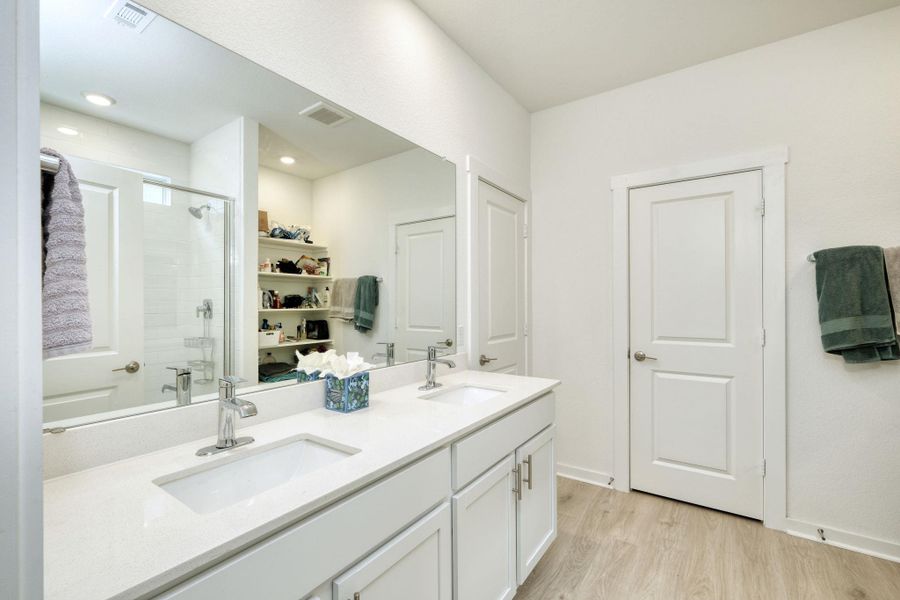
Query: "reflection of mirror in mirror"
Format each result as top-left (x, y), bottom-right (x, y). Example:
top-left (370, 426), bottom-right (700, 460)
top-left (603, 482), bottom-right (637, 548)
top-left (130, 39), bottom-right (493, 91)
top-left (39, 0), bottom-right (455, 428)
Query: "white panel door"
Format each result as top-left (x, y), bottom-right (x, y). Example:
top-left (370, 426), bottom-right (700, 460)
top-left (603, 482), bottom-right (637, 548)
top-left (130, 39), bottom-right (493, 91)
top-left (629, 171), bottom-right (764, 519)
top-left (477, 181), bottom-right (526, 374)
top-left (43, 157), bottom-right (144, 423)
top-left (395, 217), bottom-right (456, 362)
top-left (452, 455), bottom-right (517, 600)
top-left (333, 503), bottom-right (452, 600)
top-left (515, 426), bottom-right (556, 584)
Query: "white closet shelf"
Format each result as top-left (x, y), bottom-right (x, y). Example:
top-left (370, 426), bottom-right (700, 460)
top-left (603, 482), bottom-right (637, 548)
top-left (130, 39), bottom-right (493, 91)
top-left (258, 307), bottom-right (330, 313)
top-left (260, 338), bottom-right (333, 350)
top-left (258, 237), bottom-right (328, 252)
top-left (258, 272), bottom-right (333, 281)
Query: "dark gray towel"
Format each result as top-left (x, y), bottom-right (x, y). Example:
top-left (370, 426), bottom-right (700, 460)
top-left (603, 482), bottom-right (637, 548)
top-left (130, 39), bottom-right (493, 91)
top-left (41, 148), bottom-right (92, 358)
top-left (814, 245), bottom-right (899, 363)
top-left (353, 276), bottom-right (379, 332)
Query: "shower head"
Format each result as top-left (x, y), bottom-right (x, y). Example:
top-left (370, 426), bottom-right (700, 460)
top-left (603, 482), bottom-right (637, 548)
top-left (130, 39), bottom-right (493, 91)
top-left (188, 203), bottom-right (211, 219)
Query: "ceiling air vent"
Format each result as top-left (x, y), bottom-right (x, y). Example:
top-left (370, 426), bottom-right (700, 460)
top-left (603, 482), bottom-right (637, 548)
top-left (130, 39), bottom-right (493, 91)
top-left (105, 1), bottom-right (157, 33)
top-left (299, 102), bottom-right (353, 127)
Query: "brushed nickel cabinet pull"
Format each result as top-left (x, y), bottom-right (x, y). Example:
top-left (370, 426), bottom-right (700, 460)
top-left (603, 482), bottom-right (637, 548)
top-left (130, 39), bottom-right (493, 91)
top-left (512, 464), bottom-right (523, 501)
top-left (523, 454), bottom-right (533, 490)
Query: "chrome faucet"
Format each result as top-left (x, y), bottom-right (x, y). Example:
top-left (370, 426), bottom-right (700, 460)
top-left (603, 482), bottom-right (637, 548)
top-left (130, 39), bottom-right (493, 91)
top-left (419, 344), bottom-right (456, 391)
top-left (164, 366), bottom-right (192, 406)
top-left (196, 376), bottom-right (257, 456)
top-left (373, 342), bottom-right (395, 367)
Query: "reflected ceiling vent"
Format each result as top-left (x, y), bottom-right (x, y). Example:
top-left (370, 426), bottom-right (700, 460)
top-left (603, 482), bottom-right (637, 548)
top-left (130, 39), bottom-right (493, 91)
top-left (105, 0), bottom-right (157, 33)
top-left (299, 101), bottom-right (353, 127)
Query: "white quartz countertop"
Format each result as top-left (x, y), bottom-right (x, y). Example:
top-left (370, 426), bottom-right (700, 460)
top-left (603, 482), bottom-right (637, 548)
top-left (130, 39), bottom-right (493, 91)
top-left (44, 370), bottom-right (559, 600)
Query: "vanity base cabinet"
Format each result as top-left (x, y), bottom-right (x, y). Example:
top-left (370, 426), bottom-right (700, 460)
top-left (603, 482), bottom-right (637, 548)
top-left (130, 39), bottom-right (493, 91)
top-left (333, 503), bottom-right (452, 600)
top-left (157, 449), bottom-right (450, 600)
top-left (452, 455), bottom-right (517, 600)
top-left (515, 425), bottom-right (557, 584)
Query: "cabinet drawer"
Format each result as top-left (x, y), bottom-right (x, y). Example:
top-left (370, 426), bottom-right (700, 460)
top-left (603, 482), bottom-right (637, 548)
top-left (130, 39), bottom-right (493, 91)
top-left (452, 393), bottom-right (554, 490)
top-left (157, 448), bottom-right (450, 600)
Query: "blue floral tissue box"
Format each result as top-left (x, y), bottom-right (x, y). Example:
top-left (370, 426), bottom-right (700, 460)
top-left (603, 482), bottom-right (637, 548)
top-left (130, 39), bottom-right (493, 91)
top-left (325, 371), bottom-right (369, 413)
top-left (297, 370), bottom-right (320, 383)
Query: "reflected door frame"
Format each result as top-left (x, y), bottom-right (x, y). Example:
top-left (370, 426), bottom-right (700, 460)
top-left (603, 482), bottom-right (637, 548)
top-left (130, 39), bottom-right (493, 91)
top-left (610, 148), bottom-right (788, 531)
top-left (466, 157), bottom-right (532, 375)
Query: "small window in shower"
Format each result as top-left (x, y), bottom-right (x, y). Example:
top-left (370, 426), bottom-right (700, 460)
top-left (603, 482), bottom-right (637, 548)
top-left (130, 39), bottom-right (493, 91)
top-left (142, 173), bottom-right (172, 206)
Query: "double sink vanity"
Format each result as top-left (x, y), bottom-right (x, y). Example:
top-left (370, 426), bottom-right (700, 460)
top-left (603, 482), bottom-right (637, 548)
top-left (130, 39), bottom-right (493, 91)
top-left (44, 364), bottom-right (559, 600)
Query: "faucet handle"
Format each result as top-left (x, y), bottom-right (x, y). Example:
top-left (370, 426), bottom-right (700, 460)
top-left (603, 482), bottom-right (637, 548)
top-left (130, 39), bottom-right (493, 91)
top-left (167, 365), bottom-right (192, 375)
top-left (220, 375), bottom-right (246, 385)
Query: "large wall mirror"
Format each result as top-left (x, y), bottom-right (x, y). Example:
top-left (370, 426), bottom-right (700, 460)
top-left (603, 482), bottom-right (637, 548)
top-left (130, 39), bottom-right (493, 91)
top-left (40, 0), bottom-right (456, 428)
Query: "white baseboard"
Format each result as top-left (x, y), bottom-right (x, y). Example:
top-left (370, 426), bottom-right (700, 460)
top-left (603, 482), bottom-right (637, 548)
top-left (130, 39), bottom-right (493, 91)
top-left (556, 463), bottom-right (615, 488)
top-left (784, 517), bottom-right (900, 563)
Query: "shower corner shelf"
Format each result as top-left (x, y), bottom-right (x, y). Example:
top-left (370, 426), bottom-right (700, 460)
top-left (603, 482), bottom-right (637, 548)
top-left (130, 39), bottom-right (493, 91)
top-left (257, 237), bottom-right (329, 252)
top-left (184, 336), bottom-right (215, 349)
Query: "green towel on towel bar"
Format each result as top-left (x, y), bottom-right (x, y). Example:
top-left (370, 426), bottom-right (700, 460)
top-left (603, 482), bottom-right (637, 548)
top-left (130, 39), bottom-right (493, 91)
top-left (813, 245), bottom-right (900, 363)
top-left (354, 275), bottom-right (379, 332)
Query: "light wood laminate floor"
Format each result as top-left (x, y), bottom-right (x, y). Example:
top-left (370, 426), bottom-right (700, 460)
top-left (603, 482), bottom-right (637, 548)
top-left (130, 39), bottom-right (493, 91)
top-left (516, 478), bottom-right (900, 600)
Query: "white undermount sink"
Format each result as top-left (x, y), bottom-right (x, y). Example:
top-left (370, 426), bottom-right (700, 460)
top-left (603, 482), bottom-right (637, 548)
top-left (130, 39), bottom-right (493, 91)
top-left (419, 384), bottom-right (507, 406)
top-left (154, 434), bottom-right (359, 514)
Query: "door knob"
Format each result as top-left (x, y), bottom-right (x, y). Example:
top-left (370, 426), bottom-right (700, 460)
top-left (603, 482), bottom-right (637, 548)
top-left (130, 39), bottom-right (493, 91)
top-left (437, 338), bottom-right (453, 347)
top-left (479, 354), bottom-right (497, 366)
top-left (633, 351), bottom-right (657, 362)
top-left (112, 360), bottom-right (141, 374)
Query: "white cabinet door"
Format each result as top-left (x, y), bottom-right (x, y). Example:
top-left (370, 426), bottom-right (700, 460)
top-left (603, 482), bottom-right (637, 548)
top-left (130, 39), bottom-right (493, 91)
top-left (515, 426), bottom-right (556, 584)
top-left (333, 503), bottom-right (452, 600)
top-left (452, 455), bottom-right (517, 600)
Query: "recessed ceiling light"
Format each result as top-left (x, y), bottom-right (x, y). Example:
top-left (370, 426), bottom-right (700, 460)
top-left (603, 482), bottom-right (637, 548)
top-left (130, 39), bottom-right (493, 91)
top-left (279, 156), bottom-right (296, 165)
top-left (57, 126), bottom-right (79, 136)
top-left (81, 91), bottom-right (116, 107)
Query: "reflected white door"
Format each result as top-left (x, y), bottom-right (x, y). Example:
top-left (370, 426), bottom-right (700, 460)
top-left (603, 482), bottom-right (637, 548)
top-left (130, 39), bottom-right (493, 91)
top-left (395, 217), bottom-right (456, 362)
top-left (43, 157), bottom-right (144, 423)
top-left (477, 181), bottom-right (526, 374)
top-left (629, 171), bottom-right (764, 519)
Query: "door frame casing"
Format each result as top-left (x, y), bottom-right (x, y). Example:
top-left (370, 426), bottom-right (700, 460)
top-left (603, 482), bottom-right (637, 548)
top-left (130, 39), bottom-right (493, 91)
top-left (609, 148), bottom-right (788, 530)
top-left (466, 156), bottom-right (532, 374)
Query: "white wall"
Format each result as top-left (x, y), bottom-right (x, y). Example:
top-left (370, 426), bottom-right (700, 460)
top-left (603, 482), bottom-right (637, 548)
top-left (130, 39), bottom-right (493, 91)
top-left (40, 103), bottom-right (191, 182)
top-left (258, 166), bottom-right (313, 229)
top-left (312, 148), bottom-right (455, 361)
top-left (531, 8), bottom-right (900, 546)
top-left (140, 0), bottom-right (532, 357)
top-left (0, 0), bottom-right (42, 596)
top-left (190, 117), bottom-right (259, 385)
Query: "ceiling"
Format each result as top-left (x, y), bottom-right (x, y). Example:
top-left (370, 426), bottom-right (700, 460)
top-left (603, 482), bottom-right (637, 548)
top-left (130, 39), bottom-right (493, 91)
top-left (413, 0), bottom-right (900, 111)
top-left (41, 0), bottom-right (416, 180)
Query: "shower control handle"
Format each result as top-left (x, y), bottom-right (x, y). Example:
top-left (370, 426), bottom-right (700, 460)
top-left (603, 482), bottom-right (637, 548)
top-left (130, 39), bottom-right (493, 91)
top-left (112, 361), bottom-right (141, 374)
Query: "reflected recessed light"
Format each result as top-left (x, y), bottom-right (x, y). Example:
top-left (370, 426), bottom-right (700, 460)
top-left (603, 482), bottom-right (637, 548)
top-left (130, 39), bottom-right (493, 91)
top-left (81, 91), bottom-right (116, 107)
top-left (57, 126), bottom-right (79, 136)
top-left (279, 156), bottom-right (296, 165)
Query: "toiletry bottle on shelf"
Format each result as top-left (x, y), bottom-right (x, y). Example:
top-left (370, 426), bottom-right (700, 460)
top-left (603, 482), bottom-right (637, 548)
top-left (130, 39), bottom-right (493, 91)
top-left (299, 318), bottom-right (307, 340)
top-left (322, 286), bottom-right (331, 307)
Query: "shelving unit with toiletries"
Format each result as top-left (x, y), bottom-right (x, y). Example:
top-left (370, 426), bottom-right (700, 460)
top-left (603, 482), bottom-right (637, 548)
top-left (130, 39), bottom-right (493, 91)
top-left (257, 236), bottom-right (334, 382)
